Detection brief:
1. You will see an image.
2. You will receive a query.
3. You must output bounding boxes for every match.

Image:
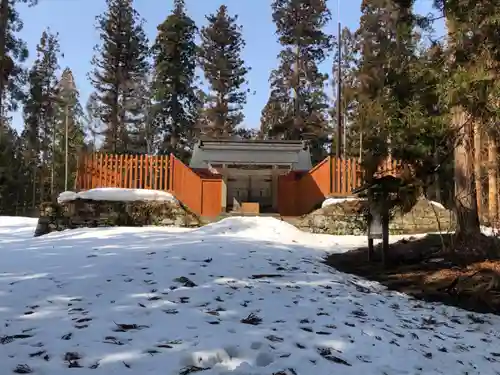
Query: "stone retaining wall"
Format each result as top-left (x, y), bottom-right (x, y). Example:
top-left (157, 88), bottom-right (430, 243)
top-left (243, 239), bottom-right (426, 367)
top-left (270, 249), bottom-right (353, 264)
top-left (295, 199), bottom-right (454, 235)
top-left (34, 197), bottom-right (455, 237)
top-left (34, 199), bottom-right (202, 237)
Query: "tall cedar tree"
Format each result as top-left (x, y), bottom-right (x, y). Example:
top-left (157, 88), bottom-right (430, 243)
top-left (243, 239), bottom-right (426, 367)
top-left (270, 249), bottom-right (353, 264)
top-left (152, 0), bottom-right (198, 159)
top-left (354, 0), bottom-right (452, 218)
top-left (0, 122), bottom-right (24, 214)
top-left (198, 5), bottom-right (249, 137)
top-left (354, 0), bottom-right (429, 174)
top-left (0, 0), bottom-right (35, 213)
top-left (260, 64), bottom-right (294, 140)
top-left (354, 0), bottom-right (399, 173)
top-left (264, 0), bottom-right (332, 150)
top-left (82, 93), bottom-right (102, 151)
top-left (90, 0), bottom-right (149, 154)
top-left (330, 27), bottom-right (359, 157)
top-left (432, 0), bottom-right (500, 237)
top-left (24, 30), bottom-right (60, 200)
top-left (53, 68), bottom-right (86, 193)
top-left (127, 71), bottom-right (152, 154)
top-left (0, 0), bottom-right (36, 114)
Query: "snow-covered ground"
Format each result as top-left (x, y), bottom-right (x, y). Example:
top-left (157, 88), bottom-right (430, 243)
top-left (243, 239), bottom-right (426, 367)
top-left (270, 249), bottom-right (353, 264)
top-left (0, 216), bottom-right (499, 375)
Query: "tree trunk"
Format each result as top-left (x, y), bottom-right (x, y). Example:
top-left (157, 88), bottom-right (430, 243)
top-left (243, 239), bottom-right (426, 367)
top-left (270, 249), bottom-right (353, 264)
top-left (453, 107), bottom-right (480, 238)
top-left (474, 122), bottom-right (482, 219)
top-left (488, 133), bottom-right (498, 224)
top-left (447, 15), bottom-right (481, 239)
top-left (32, 165), bottom-right (37, 209)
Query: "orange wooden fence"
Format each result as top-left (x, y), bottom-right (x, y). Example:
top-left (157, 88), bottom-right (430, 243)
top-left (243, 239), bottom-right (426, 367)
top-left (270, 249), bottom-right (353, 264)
top-left (277, 156), bottom-right (403, 216)
top-left (77, 153), bottom-right (402, 218)
top-left (76, 153), bottom-right (223, 217)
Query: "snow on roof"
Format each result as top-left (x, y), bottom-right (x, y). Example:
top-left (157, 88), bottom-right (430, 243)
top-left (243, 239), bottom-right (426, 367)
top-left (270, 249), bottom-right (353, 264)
top-left (57, 188), bottom-right (176, 203)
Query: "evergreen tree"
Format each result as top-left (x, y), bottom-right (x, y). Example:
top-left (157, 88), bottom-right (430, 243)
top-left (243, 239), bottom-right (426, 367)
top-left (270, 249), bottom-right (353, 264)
top-left (0, 121), bottom-right (25, 214)
top-left (431, 0), bottom-right (500, 237)
top-left (89, 0), bottom-right (150, 153)
top-left (53, 67), bottom-right (86, 192)
top-left (260, 67), bottom-right (294, 139)
top-left (0, 0), bottom-right (36, 115)
top-left (265, 0), bottom-right (332, 147)
top-left (234, 127), bottom-right (260, 139)
top-left (128, 72), bottom-right (153, 154)
top-left (0, 0), bottom-right (37, 213)
top-left (22, 65), bottom-right (42, 207)
top-left (21, 29), bottom-right (60, 201)
top-left (82, 93), bottom-right (102, 151)
top-left (151, 0), bottom-right (199, 159)
top-left (198, 5), bottom-right (249, 137)
top-left (353, 0), bottom-right (430, 174)
top-left (330, 27), bottom-right (360, 157)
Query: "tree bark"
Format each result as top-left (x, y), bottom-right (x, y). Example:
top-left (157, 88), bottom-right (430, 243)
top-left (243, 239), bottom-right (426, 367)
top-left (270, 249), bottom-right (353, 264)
top-left (453, 108), bottom-right (481, 238)
top-left (474, 122), bottom-right (482, 218)
top-left (447, 14), bottom-right (481, 239)
top-left (488, 133), bottom-right (498, 223)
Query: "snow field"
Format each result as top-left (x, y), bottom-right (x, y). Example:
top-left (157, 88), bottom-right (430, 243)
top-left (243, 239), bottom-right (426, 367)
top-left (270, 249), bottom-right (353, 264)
top-left (0, 216), bottom-right (498, 374)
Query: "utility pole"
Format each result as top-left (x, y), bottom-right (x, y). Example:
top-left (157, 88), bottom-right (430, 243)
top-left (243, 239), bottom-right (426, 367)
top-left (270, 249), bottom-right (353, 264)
top-left (64, 104), bottom-right (69, 191)
top-left (343, 112), bottom-right (347, 159)
top-left (50, 97), bottom-right (56, 198)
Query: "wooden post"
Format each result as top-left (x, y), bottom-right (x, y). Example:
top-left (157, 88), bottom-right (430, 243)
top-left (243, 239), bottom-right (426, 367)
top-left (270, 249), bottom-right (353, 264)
top-left (381, 208), bottom-right (389, 266)
top-left (367, 211), bottom-right (374, 262)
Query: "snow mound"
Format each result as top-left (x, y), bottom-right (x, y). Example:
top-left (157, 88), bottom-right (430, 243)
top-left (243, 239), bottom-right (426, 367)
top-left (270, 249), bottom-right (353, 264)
top-left (0, 216), bottom-right (38, 228)
top-left (195, 216), bottom-right (302, 240)
top-left (322, 197), bottom-right (362, 208)
top-left (57, 188), bottom-right (176, 203)
top-left (0, 216), bottom-right (38, 243)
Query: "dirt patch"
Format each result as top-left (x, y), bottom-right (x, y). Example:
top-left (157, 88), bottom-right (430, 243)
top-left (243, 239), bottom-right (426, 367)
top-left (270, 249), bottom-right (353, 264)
top-left (325, 234), bottom-right (500, 315)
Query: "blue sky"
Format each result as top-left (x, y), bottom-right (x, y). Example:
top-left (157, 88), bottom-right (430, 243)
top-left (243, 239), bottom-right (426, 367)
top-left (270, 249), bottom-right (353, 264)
top-left (13, 0), bottom-right (440, 131)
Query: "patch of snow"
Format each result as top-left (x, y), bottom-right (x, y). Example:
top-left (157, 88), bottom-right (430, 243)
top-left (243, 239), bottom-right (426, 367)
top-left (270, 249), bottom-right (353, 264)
top-left (428, 200), bottom-right (445, 210)
top-left (195, 216), bottom-right (302, 240)
top-left (0, 216), bottom-right (38, 243)
top-left (321, 197), bottom-right (362, 208)
top-left (0, 216), bottom-right (498, 375)
top-left (57, 188), bottom-right (176, 203)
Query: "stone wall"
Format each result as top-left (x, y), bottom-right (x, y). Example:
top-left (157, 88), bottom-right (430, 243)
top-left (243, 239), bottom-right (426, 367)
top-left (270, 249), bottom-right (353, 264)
top-left (34, 199), bottom-right (202, 237)
top-left (295, 199), bottom-right (454, 235)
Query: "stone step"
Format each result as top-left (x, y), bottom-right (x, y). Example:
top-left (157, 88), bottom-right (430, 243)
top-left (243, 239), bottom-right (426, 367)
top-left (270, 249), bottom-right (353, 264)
top-left (202, 212), bottom-right (303, 227)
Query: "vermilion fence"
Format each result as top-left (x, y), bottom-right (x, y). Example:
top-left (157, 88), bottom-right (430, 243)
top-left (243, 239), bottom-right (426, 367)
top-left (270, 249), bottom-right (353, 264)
top-left (76, 153), bottom-right (402, 218)
top-left (277, 156), bottom-right (403, 216)
top-left (76, 153), bottom-right (223, 217)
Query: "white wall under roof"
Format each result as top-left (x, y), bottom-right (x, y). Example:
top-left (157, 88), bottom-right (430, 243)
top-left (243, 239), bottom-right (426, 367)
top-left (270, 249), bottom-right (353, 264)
top-left (189, 141), bottom-right (312, 171)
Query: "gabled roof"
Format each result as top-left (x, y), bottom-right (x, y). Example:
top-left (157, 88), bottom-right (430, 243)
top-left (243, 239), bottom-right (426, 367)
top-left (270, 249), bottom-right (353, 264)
top-left (198, 137), bottom-right (306, 146)
top-left (190, 138), bottom-right (312, 170)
